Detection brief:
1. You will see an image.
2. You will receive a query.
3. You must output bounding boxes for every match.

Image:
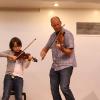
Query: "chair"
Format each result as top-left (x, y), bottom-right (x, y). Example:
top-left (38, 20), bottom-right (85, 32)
top-left (10, 91), bottom-right (26, 100)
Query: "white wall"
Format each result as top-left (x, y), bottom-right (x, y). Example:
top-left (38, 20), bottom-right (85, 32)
top-left (0, 8), bottom-right (100, 100)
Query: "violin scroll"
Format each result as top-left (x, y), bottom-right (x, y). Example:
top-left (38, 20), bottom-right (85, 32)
top-left (32, 57), bottom-right (38, 62)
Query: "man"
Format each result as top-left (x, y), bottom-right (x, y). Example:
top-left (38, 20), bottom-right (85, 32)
top-left (40, 16), bottom-right (77, 100)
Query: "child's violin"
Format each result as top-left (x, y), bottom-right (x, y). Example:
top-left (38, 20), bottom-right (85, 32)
top-left (14, 50), bottom-right (38, 62)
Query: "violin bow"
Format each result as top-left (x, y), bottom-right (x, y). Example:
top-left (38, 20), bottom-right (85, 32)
top-left (16, 38), bottom-right (36, 59)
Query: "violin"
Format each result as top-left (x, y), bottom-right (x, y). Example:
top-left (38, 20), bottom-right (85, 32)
top-left (14, 50), bottom-right (38, 62)
top-left (48, 24), bottom-right (65, 49)
top-left (56, 31), bottom-right (65, 45)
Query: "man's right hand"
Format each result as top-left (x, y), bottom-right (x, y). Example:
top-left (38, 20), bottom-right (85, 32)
top-left (40, 48), bottom-right (48, 60)
top-left (40, 50), bottom-right (46, 60)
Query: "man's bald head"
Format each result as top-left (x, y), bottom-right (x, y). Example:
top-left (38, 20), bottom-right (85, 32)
top-left (50, 16), bottom-right (62, 32)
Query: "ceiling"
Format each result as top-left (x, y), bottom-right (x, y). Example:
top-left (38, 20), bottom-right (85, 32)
top-left (0, 0), bottom-right (100, 9)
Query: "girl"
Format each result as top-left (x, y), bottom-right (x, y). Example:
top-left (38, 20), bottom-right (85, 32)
top-left (0, 37), bottom-right (32, 100)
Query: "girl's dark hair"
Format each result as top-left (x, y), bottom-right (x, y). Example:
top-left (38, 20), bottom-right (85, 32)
top-left (9, 37), bottom-right (22, 51)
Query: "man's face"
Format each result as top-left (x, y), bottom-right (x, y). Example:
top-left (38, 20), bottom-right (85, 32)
top-left (51, 18), bottom-right (62, 32)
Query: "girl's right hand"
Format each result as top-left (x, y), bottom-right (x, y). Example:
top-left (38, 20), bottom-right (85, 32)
top-left (7, 55), bottom-right (17, 61)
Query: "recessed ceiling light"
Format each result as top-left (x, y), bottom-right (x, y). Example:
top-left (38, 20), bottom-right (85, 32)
top-left (54, 3), bottom-right (59, 7)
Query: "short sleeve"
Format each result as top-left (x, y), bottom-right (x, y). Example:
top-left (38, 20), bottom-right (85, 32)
top-left (64, 31), bottom-right (74, 49)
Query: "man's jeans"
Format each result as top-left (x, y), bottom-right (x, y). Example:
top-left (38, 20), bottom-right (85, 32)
top-left (2, 74), bottom-right (23, 100)
top-left (50, 66), bottom-right (75, 100)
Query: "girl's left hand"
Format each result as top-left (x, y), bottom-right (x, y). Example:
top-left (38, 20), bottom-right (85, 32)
top-left (28, 55), bottom-right (33, 61)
